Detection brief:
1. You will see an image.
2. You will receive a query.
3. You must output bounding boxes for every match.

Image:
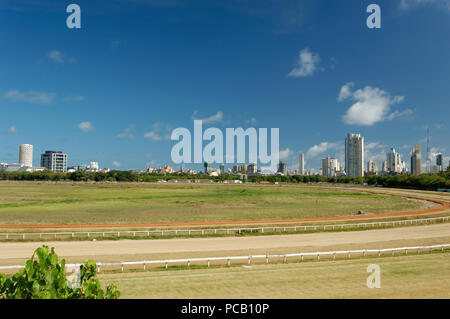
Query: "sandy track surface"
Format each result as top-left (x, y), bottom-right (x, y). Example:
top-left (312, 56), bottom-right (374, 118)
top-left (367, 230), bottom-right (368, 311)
top-left (1, 223), bottom-right (449, 265)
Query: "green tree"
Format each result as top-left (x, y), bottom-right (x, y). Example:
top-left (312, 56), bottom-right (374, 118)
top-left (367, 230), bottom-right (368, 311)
top-left (0, 245), bottom-right (120, 299)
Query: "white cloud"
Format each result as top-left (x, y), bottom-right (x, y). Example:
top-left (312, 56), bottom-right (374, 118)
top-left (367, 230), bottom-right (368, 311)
top-left (339, 84), bottom-right (412, 126)
top-left (338, 82), bottom-right (354, 102)
top-left (46, 50), bottom-right (76, 64)
top-left (78, 121), bottom-right (94, 133)
top-left (306, 141), bottom-right (342, 159)
top-left (117, 125), bottom-right (135, 139)
top-left (4, 90), bottom-right (55, 105)
top-left (279, 148), bottom-right (292, 160)
top-left (8, 126), bottom-right (17, 134)
top-left (191, 111), bottom-right (223, 125)
top-left (112, 161), bottom-right (121, 167)
top-left (288, 47), bottom-right (321, 78)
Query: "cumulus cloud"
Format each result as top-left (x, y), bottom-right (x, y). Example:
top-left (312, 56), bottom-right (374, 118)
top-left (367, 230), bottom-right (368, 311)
top-left (288, 47), bottom-right (320, 77)
top-left (306, 141), bottom-right (342, 159)
top-left (78, 121), bottom-right (94, 133)
top-left (339, 84), bottom-right (412, 126)
top-left (279, 148), bottom-right (292, 160)
top-left (4, 90), bottom-right (55, 105)
top-left (191, 111), bottom-right (223, 125)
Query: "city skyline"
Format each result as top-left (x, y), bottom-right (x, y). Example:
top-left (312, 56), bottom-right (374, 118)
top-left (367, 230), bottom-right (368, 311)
top-left (1, 1), bottom-right (449, 171)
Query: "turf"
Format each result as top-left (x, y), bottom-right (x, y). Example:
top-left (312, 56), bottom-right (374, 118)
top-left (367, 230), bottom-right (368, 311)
top-left (99, 253), bottom-right (450, 298)
top-left (0, 182), bottom-right (425, 225)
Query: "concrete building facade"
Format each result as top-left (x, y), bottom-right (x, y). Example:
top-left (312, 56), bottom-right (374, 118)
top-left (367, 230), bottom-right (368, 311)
top-left (345, 133), bottom-right (364, 177)
top-left (41, 151), bottom-right (68, 173)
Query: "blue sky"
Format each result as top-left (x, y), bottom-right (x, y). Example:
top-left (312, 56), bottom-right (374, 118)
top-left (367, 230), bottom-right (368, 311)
top-left (1, 0), bottom-right (449, 171)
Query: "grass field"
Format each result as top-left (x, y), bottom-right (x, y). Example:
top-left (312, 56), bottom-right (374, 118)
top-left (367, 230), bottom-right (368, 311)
top-left (0, 182), bottom-right (427, 225)
top-left (99, 253), bottom-right (450, 298)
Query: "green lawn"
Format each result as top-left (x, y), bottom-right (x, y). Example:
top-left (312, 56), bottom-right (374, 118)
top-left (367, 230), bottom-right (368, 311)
top-left (0, 182), bottom-right (425, 225)
top-left (99, 253), bottom-right (450, 299)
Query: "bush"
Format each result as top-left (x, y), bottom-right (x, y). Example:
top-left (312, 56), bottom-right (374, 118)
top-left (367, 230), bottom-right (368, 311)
top-left (0, 245), bottom-right (120, 299)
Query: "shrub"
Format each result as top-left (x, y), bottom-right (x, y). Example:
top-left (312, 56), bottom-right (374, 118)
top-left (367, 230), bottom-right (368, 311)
top-left (0, 245), bottom-right (120, 299)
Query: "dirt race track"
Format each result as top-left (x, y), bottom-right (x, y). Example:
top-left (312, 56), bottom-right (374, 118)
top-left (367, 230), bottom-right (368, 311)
top-left (1, 223), bottom-right (449, 266)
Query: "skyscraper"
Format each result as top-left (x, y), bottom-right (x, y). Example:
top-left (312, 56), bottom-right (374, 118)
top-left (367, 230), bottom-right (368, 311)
top-left (299, 154), bottom-right (305, 175)
top-left (41, 151), bottom-right (68, 173)
top-left (277, 162), bottom-right (287, 175)
top-left (386, 148), bottom-right (402, 174)
top-left (322, 156), bottom-right (340, 177)
top-left (19, 144), bottom-right (33, 167)
top-left (345, 133), bottom-right (364, 177)
top-left (436, 154), bottom-right (443, 172)
top-left (411, 146), bottom-right (422, 175)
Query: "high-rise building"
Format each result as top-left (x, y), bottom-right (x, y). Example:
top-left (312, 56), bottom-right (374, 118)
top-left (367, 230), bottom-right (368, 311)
top-left (436, 154), bottom-right (443, 172)
top-left (386, 148), bottom-right (402, 174)
top-left (299, 154), bottom-right (305, 175)
top-left (248, 163), bottom-right (257, 174)
top-left (345, 133), bottom-right (364, 177)
top-left (322, 156), bottom-right (340, 177)
top-left (19, 144), bottom-right (33, 167)
top-left (382, 160), bottom-right (388, 174)
top-left (367, 160), bottom-right (378, 175)
top-left (204, 162), bottom-right (212, 174)
top-left (219, 164), bottom-right (225, 174)
top-left (411, 146), bottom-right (422, 175)
top-left (277, 162), bottom-right (287, 175)
top-left (40, 151), bottom-right (68, 173)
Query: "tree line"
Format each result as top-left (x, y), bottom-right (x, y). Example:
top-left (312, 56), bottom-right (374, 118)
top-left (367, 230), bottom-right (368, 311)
top-left (0, 168), bottom-right (449, 191)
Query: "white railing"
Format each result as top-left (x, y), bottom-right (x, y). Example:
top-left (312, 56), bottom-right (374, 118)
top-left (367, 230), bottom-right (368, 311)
top-left (0, 216), bottom-right (448, 241)
top-left (1, 244), bottom-right (449, 272)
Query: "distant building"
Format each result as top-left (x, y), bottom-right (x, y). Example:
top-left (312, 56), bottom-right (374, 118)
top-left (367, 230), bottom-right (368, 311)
top-left (367, 160), bottom-right (378, 175)
top-left (386, 148), bottom-right (403, 174)
top-left (345, 133), bottom-right (364, 177)
top-left (19, 144), bottom-right (33, 167)
top-left (436, 154), bottom-right (443, 172)
top-left (322, 156), bottom-right (341, 177)
top-left (277, 162), bottom-right (287, 175)
top-left (248, 163), bottom-right (257, 174)
top-left (88, 162), bottom-right (99, 172)
top-left (204, 162), bottom-right (212, 174)
top-left (40, 151), bottom-right (68, 173)
top-left (299, 154), bottom-right (305, 175)
top-left (381, 160), bottom-right (388, 174)
top-left (411, 146), bottom-right (422, 175)
top-left (219, 164), bottom-right (225, 174)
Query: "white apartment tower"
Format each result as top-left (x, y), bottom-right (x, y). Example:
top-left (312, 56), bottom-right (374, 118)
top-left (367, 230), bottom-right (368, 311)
top-left (345, 133), bottom-right (364, 177)
top-left (299, 154), bottom-right (305, 175)
top-left (19, 144), bottom-right (33, 167)
top-left (386, 148), bottom-right (402, 174)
